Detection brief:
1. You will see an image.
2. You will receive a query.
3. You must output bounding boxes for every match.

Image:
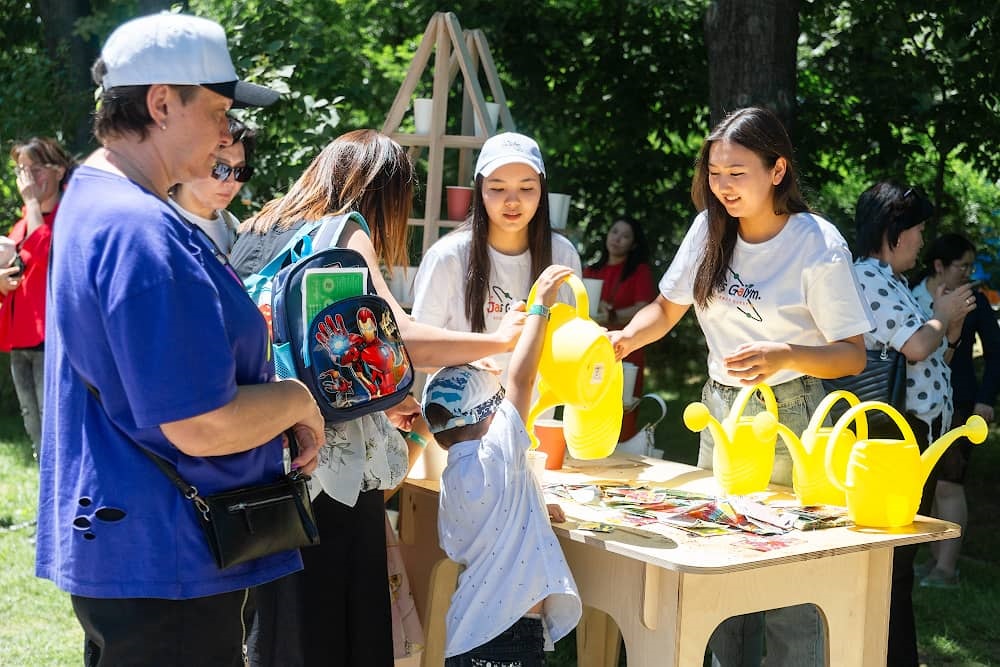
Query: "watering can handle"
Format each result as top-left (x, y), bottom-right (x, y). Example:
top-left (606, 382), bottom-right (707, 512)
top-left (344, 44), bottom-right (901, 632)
top-left (729, 383), bottom-right (778, 422)
top-left (824, 400), bottom-right (915, 491)
top-left (806, 390), bottom-right (861, 434)
top-left (526, 273), bottom-right (590, 321)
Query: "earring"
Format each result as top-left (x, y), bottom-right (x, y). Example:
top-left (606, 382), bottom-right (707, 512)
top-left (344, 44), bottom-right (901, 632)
top-left (160, 124), bottom-right (167, 131)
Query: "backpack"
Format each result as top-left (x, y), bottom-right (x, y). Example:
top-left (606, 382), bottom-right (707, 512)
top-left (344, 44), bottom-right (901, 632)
top-left (244, 213), bottom-right (414, 423)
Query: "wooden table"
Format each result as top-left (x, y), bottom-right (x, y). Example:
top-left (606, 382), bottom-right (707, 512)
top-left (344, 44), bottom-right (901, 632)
top-left (398, 454), bottom-right (958, 667)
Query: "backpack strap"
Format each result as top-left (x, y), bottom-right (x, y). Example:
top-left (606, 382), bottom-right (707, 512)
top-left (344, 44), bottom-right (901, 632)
top-left (313, 211), bottom-right (371, 250)
top-left (249, 218), bottom-right (328, 283)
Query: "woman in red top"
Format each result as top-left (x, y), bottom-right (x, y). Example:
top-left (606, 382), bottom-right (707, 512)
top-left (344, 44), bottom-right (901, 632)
top-left (1, 137), bottom-right (75, 458)
top-left (584, 217), bottom-right (656, 438)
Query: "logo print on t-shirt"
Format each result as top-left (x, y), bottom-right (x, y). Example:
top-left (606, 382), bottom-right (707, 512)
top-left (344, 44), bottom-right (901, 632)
top-left (722, 268), bottom-right (764, 323)
top-left (486, 285), bottom-right (517, 316)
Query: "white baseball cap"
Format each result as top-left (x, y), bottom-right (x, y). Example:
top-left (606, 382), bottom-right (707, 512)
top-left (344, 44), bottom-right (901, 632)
top-left (100, 13), bottom-right (279, 108)
top-left (421, 364), bottom-right (506, 434)
top-left (474, 132), bottom-right (546, 178)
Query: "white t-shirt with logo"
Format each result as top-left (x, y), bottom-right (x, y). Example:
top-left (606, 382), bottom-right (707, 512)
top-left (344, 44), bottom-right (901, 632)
top-left (659, 211), bottom-right (873, 386)
top-left (412, 229), bottom-right (582, 371)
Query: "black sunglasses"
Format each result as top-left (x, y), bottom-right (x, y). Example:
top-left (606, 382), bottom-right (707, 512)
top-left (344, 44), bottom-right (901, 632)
top-left (210, 162), bottom-right (254, 183)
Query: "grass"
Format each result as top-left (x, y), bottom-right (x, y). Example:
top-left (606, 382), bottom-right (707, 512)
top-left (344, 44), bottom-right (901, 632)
top-left (1, 374), bottom-right (998, 665)
top-left (0, 415), bottom-right (82, 665)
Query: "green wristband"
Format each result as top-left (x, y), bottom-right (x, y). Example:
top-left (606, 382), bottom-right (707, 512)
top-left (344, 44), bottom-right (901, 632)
top-left (527, 304), bottom-right (551, 320)
top-left (406, 431), bottom-right (429, 448)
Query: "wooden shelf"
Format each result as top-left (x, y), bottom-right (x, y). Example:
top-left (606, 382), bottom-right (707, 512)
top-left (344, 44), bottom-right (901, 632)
top-left (390, 133), bottom-right (488, 150)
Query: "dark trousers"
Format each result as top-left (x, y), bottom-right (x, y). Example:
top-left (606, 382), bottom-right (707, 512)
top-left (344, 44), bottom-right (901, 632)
top-left (886, 414), bottom-right (941, 667)
top-left (72, 588), bottom-right (255, 667)
top-left (249, 488), bottom-right (393, 667)
top-left (444, 617), bottom-right (546, 667)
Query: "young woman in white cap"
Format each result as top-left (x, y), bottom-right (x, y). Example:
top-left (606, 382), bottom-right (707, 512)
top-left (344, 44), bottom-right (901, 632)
top-left (35, 13), bottom-right (323, 666)
top-left (411, 132), bottom-right (582, 375)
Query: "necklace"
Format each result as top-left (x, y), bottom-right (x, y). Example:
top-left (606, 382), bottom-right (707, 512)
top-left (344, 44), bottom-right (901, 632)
top-left (103, 146), bottom-right (167, 201)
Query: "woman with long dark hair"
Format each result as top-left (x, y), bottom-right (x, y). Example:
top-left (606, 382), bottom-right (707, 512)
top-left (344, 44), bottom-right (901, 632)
top-left (411, 132), bottom-right (582, 375)
top-left (612, 107), bottom-right (873, 666)
top-left (584, 217), bottom-right (656, 437)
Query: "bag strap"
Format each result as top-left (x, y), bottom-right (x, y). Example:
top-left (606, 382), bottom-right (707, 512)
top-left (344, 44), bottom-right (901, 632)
top-left (77, 379), bottom-right (301, 521)
top-left (313, 211), bottom-right (371, 250)
top-left (250, 218), bottom-right (328, 283)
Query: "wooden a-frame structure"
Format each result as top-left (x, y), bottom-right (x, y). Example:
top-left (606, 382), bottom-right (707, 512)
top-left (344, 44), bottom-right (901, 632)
top-left (381, 12), bottom-right (516, 256)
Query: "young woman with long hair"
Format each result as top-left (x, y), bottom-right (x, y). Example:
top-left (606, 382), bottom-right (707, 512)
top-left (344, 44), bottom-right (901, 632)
top-left (612, 107), bottom-right (873, 667)
top-left (231, 129), bottom-right (527, 667)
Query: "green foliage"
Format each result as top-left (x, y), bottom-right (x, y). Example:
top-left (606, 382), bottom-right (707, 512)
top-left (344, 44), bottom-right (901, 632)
top-left (798, 1), bottom-right (1000, 240)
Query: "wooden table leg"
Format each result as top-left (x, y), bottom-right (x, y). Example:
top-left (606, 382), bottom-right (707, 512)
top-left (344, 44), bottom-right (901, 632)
top-left (577, 606), bottom-right (622, 667)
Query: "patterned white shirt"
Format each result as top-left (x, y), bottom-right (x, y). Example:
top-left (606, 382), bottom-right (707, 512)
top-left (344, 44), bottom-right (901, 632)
top-left (438, 400), bottom-right (581, 657)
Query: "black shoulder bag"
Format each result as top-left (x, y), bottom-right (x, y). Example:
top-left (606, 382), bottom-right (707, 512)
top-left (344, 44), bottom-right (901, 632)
top-left (822, 343), bottom-right (907, 434)
top-left (83, 382), bottom-right (320, 569)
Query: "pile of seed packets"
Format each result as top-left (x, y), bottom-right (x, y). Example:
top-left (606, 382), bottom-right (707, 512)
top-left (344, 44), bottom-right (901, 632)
top-left (545, 481), bottom-right (849, 538)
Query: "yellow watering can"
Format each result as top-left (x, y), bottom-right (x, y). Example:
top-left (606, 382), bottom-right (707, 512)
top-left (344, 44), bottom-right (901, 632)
top-left (525, 274), bottom-right (622, 459)
top-left (683, 383), bottom-right (779, 495)
top-left (825, 401), bottom-right (989, 528)
top-left (758, 390), bottom-right (860, 506)
top-left (562, 366), bottom-right (623, 459)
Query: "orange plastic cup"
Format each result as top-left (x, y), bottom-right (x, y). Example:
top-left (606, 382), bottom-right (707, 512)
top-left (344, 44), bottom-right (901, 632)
top-left (533, 419), bottom-right (567, 469)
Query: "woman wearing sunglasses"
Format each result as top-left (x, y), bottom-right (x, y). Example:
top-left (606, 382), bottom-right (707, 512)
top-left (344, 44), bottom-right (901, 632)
top-left (168, 116), bottom-right (256, 255)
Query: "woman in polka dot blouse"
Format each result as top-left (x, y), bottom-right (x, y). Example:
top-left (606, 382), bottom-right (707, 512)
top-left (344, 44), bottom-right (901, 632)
top-left (851, 181), bottom-right (975, 667)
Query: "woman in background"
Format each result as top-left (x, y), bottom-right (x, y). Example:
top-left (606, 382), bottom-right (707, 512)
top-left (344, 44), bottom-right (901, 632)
top-left (911, 232), bottom-right (999, 589)
top-left (584, 217), bottom-right (656, 438)
top-left (0, 137), bottom-right (75, 459)
top-left (852, 183), bottom-right (974, 666)
top-left (169, 116), bottom-right (256, 256)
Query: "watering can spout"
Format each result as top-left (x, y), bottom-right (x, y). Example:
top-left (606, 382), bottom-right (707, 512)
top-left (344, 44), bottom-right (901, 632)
top-left (683, 402), bottom-right (727, 448)
top-left (920, 415), bottom-right (989, 482)
top-left (762, 414), bottom-right (808, 472)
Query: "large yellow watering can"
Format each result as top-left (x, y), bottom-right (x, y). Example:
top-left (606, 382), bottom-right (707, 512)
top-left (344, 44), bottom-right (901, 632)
top-left (758, 390), bottom-right (859, 506)
top-left (525, 274), bottom-right (622, 459)
top-left (683, 383), bottom-right (779, 495)
top-left (562, 366), bottom-right (624, 459)
top-left (825, 401), bottom-right (989, 528)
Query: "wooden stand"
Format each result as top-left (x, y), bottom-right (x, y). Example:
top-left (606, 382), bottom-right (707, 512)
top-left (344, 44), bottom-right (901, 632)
top-left (381, 12), bottom-right (517, 256)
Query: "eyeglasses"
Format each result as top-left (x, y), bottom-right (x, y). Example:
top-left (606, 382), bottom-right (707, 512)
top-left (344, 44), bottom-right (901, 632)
top-left (14, 164), bottom-right (54, 176)
top-left (210, 162), bottom-right (254, 183)
top-left (950, 262), bottom-right (974, 273)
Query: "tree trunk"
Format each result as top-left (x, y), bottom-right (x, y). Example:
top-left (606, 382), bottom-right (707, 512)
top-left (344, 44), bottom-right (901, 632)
top-left (34, 0), bottom-right (97, 151)
top-left (704, 0), bottom-right (799, 137)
